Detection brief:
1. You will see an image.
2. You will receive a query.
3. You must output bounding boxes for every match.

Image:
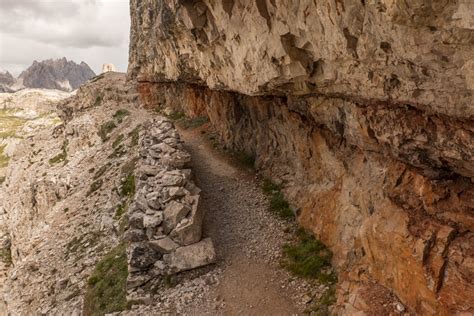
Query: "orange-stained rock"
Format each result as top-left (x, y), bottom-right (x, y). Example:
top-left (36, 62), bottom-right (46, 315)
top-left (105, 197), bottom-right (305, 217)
top-left (136, 82), bottom-right (474, 314)
top-left (129, 0), bottom-right (474, 313)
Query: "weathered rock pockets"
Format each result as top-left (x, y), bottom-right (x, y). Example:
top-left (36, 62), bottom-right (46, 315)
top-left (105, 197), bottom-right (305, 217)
top-left (128, 1), bottom-right (474, 315)
top-left (0, 72), bottom-right (143, 314)
top-left (0, 72), bottom-right (213, 314)
top-left (126, 118), bottom-right (216, 296)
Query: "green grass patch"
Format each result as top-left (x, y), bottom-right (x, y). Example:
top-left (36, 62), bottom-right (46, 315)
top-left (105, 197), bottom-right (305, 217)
top-left (83, 243), bottom-right (128, 316)
top-left (0, 144), bottom-right (9, 168)
top-left (262, 178), bottom-right (293, 219)
top-left (113, 109), bottom-right (130, 123)
top-left (0, 111), bottom-right (27, 138)
top-left (112, 134), bottom-right (124, 148)
top-left (0, 247), bottom-right (12, 266)
top-left (262, 178), bottom-right (281, 195)
top-left (305, 286), bottom-right (337, 316)
top-left (128, 125), bottom-right (141, 147)
top-left (167, 111), bottom-right (186, 121)
top-left (114, 203), bottom-right (127, 219)
top-left (94, 94), bottom-right (103, 107)
top-left (108, 144), bottom-right (127, 159)
top-left (231, 150), bottom-right (255, 169)
top-left (65, 232), bottom-right (101, 260)
top-left (270, 192), bottom-right (294, 219)
top-left (48, 139), bottom-right (68, 165)
top-left (281, 228), bottom-right (337, 284)
top-left (120, 173), bottom-right (135, 198)
top-left (98, 120), bottom-right (116, 142)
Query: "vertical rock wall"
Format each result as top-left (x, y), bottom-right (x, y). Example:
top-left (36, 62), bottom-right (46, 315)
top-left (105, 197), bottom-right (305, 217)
top-left (128, 1), bottom-right (474, 314)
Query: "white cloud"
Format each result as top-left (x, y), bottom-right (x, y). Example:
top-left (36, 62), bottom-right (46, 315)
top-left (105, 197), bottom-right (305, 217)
top-left (0, 0), bottom-right (130, 76)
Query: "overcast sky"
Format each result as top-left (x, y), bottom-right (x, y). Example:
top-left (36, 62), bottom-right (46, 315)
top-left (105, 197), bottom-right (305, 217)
top-left (0, 0), bottom-right (130, 76)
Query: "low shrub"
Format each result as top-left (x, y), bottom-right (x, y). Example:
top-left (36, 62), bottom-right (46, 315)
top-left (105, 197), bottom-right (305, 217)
top-left (98, 121), bottom-right (117, 142)
top-left (120, 173), bottom-right (135, 198)
top-left (49, 139), bottom-right (68, 165)
top-left (128, 125), bottom-right (141, 147)
top-left (262, 178), bottom-right (293, 219)
top-left (281, 229), bottom-right (337, 284)
top-left (83, 243), bottom-right (128, 315)
top-left (113, 109), bottom-right (130, 123)
top-left (112, 134), bottom-right (124, 148)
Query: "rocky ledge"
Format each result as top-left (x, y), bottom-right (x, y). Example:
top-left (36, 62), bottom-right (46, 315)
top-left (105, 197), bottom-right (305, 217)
top-left (128, 1), bottom-right (473, 314)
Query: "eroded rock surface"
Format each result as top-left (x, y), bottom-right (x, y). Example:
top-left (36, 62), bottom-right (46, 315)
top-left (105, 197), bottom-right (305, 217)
top-left (0, 73), bottom-right (144, 314)
top-left (0, 72), bottom-right (215, 314)
top-left (129, 0), bottom-right (473, 118)
top-left (129, 1), bottom-right (474, 314)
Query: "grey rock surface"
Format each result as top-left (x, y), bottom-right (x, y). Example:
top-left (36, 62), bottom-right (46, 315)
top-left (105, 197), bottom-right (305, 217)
top-left (19, 58), bottom-right (95, 91)
top-left (165, 238), bottom-right (216, 273)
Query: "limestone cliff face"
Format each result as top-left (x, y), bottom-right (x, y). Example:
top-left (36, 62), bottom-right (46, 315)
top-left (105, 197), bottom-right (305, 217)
top-left (129, 0), bottom-right (473, 118)
top-left (128, 0), bottom-right (474, 314)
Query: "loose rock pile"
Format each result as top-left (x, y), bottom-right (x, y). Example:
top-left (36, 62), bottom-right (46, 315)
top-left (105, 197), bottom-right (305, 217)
top-left (125, 118), bottom-right (216, 296)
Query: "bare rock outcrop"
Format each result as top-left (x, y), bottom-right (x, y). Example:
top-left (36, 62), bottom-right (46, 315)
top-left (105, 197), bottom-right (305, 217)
top-left (0, 73), bottom-right (142, 313)
top-left (0, 72), bottom-right (214, 314)
top-left (0, 71), bottom-right (15, 93)
top-left (0, 71), bottom-right (15, 87)
top-left (128, 1), bottom-right (474, 314)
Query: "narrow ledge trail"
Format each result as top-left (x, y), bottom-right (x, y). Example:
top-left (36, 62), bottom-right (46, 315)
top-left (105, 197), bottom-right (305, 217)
top-left (177, 125), bottom-right (310, 316)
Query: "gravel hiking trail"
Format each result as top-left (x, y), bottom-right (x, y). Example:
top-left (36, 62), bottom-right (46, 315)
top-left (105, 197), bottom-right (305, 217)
top-left (178, 125), bottom-right (310, 316)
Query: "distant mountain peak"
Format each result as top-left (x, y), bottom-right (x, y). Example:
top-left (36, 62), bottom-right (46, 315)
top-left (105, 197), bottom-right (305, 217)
top-left (18, 58), bottom-right (96, 92)
top-left (0, 70), bottom-right (15, 90)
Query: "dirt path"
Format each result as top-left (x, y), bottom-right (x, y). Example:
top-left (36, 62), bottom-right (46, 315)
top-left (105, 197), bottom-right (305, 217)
top-left (177, 126), bottom-right (309, 316)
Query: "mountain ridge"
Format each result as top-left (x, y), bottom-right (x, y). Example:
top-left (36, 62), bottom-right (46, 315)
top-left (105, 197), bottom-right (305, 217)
top-left (0, 58), bottom-right (96, 92)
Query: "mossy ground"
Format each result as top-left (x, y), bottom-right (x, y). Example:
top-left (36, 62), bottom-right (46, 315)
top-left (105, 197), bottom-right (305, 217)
top-left (262, 179), bottom-right (293, 219)
top-left (282, 228), bottom-right (336, 282)
top-left (120, 173), bottom-right (135, 198)
top-left (128, 126), bottom-right (141, 147)
top-left (83, 243), bottom-right (128, 316)
top-left (281, 228), bottom-right (337, 315)
top-left (112, 134), bottom-right (124, 148)
top-left (113, 109), bottom-right (130, 123)
top-left (98, 120), bottom-right (117, 142)
top-left (0, 247), bottom-right (12, 266)
top-left (0, 144), bottom-right (9, 168)
top-left (166, 111), bottom-right (186, 121)
top-left (0, 114), bottom-right (26, 138)
top-left (49, 139), bottom-right (68, 165)
top-left (65, 232), bottom-right (101, 260)
top-left (230, 150), bottom-right (255, 169)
